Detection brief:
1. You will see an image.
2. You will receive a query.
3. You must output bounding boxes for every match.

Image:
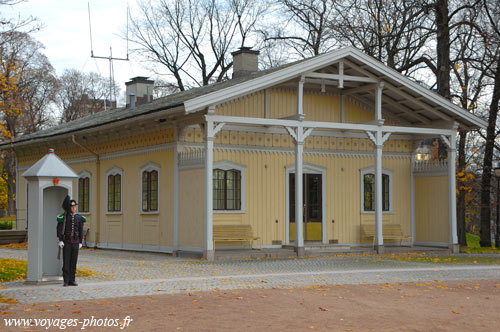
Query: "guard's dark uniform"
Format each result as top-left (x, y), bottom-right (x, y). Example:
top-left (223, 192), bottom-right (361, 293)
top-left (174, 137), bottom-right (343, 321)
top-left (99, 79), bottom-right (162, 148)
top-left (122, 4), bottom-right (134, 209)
top-left (57, 211), bottom-right (86, 285)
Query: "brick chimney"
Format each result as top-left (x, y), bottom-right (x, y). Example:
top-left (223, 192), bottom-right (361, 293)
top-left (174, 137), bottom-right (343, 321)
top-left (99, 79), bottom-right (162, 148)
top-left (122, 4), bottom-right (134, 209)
top-left (231, 47), bottom-right (259, 79)
top-left (125, 77), bottom-right (154, 108)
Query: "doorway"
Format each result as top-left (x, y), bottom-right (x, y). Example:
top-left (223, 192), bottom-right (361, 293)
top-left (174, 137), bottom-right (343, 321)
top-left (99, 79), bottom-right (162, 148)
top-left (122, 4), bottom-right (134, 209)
top-left (289, 173), bottom-right (323, 241)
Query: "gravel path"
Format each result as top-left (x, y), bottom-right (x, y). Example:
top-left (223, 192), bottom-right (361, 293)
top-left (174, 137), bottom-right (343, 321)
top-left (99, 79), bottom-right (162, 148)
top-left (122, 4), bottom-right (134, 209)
top-left (2, 248), bottom-right (500, 304)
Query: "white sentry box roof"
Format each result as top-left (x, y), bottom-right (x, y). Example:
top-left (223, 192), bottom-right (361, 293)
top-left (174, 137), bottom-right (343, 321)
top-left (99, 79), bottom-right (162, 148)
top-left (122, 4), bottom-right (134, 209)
top-left (22, 149), bottom-right (78, 178)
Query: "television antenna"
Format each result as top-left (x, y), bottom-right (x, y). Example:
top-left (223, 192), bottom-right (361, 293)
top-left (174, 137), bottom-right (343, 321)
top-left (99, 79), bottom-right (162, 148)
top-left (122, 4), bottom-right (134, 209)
top-left (88, 2), bottom-right (129, 110)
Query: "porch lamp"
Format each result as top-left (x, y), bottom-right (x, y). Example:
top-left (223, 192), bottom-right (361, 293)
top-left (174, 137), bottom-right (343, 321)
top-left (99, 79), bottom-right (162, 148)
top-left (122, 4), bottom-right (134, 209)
top-left (494, 163), bottom-right (500, 249)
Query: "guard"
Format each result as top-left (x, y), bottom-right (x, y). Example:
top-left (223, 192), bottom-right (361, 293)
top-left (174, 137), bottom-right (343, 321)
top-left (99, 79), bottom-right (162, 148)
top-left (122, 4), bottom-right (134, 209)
top-left (57, 196), bottom-right (86, 286)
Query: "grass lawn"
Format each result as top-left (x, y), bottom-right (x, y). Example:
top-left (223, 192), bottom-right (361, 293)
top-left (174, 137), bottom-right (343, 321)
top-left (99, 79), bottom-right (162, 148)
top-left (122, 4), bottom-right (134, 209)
top-left (0, 258), bottom-right (95, 283)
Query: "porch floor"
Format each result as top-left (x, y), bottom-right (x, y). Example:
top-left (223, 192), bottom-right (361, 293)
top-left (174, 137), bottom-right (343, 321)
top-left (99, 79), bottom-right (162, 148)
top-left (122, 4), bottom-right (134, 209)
top-left (213, 245), bottom-right (451, 260)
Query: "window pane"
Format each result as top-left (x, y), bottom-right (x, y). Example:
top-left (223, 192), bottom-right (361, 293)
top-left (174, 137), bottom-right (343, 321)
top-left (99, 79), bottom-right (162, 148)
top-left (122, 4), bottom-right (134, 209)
top-left (142, 171), bottom-right (149, 211)
top-left (84, 178), bottom-right (90, 212)
top-left (213, 169), bottom-right (226, 210)
top-left (108, 175), bottom-right (114, 211)
top-left (383, 174), bottom-right (390, 211)
top-left (364, 174), bottom-right (374, 211)
top-left (151, 171), bottom-right (158, 211)
top-left (115, 175), bottom-right (121, 211)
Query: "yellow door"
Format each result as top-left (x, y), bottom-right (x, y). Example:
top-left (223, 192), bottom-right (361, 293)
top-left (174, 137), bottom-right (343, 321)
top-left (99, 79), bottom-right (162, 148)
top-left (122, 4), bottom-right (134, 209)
top-left (289, 173), bottom-right (322, 241)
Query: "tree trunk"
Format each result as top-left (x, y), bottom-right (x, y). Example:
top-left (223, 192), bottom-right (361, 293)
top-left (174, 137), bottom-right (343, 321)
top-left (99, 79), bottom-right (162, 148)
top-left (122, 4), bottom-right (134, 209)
top-left (435, 0), bottom-right (450, 100)
top-left (457, 129), bottom-right (467, 247)
top-left (479, 59), bottom-right (500, 247)
top-left (4, 150), bottom-right (16, 216)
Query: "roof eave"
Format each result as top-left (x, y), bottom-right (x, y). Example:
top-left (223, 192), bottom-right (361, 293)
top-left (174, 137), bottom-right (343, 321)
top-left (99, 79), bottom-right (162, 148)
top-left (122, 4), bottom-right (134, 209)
top-left (185, 47), bottom-right (487, 130)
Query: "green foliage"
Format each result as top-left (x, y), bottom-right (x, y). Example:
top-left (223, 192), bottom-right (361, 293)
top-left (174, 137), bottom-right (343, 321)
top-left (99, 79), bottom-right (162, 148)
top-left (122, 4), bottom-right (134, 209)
top-left (0, 215), bottom-right (15, 229)
top-left (0, 220), bottom-right (12, 229)
top-left (461, 233), bottom-right (500, 253)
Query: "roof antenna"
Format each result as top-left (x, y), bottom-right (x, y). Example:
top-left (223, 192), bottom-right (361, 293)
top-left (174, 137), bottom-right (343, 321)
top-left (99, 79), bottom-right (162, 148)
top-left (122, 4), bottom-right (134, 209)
top-left (88, 1), bottom-right (130, 110)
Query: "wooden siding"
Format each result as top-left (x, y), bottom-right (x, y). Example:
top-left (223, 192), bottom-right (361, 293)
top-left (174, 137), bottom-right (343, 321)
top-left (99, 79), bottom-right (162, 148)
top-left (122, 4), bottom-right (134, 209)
top-left (178, 168), bottom-right (205, 248)
top-left (214, 150), bottom-right (411, 246)
top-left (215, 89), bottom-right (379, 124)
top-left (415, 176), bottom-right (449, 243)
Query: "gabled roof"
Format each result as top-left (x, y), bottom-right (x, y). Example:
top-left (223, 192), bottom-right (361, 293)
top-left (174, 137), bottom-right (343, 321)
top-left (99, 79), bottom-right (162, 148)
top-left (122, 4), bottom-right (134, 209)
top-left (22, 150), bottom-right (78, 178)
top-left (3, 47), bottom-right (487, 149)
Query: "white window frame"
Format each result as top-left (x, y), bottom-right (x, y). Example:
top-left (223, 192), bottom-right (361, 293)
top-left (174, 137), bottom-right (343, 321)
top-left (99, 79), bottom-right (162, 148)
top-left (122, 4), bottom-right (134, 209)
top-left (106, 166), bottom-right (123, 214)
top-left (77, 170), bottom-right (91, 215)
top-left (140, 162), bottom-right (161, 214)
top-left (360, 167), bottom-right (393, 214)
top-left (213, 160), bottom-right (246, 213)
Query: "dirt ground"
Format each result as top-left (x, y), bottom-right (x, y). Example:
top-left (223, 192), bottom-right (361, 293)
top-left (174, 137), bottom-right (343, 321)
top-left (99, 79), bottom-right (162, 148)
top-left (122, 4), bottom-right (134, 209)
top-left (2, 279), bottom-right (500, 332)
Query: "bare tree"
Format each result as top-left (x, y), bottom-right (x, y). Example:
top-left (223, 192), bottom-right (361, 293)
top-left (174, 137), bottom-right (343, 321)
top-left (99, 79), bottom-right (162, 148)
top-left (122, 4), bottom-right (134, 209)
top-left (260, 0), bottom-right (339, 63)
top-left (57, 69), bottom-right (120, 123)
top-left (450, 7), bottom-right (490, 246)
top-left (478, 0), bottom-right (500, 247)
top-left (129, 0), bottom-right (267, 91)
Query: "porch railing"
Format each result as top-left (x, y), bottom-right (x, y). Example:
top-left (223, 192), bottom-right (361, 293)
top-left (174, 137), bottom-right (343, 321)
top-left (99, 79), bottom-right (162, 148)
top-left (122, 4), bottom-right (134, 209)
top-left (413, 159), bottom-right (448, 174)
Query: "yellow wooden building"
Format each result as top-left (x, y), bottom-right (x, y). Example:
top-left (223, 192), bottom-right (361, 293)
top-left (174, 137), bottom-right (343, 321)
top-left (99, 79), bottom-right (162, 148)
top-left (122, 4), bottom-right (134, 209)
top-left (5, 48), bottom-right (486, 259)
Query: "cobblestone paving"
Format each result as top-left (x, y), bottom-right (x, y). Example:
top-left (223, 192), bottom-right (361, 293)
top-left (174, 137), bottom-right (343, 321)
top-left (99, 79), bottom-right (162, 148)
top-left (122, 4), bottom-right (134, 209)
top-left (2, 248), bottom-right (500, 304)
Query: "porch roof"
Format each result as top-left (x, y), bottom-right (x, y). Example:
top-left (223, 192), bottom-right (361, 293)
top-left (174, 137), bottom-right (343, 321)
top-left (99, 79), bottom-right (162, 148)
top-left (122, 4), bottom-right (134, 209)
top-left (1, 47), bottom-right (487, 150)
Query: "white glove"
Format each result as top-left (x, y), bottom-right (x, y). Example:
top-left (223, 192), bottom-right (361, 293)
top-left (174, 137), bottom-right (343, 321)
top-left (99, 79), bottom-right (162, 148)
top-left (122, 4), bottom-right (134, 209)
top-left (58, 241), bottom-right (64, 248)
top-left (79, 243), bottom-right (82, 249)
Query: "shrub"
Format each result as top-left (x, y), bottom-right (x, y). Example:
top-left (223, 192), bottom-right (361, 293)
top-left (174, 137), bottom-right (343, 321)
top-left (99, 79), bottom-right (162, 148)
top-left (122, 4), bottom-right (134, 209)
top-left (0, 221), bottom-right (13, 230)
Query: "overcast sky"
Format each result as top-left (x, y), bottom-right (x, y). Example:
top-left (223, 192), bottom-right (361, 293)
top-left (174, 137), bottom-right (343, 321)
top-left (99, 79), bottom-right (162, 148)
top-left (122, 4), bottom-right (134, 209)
top-left (5, 0), bottom-right (150, 104)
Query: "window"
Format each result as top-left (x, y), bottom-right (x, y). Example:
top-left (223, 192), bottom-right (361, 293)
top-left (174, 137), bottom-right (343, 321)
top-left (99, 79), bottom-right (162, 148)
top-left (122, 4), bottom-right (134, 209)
top-left (106, 167), bottom-right (122, 212)
top-left (142, 170), bottom-right (158, 212)
top-left (78, 172), bottom-right (90, 213)
top-left (360, 168), bottom-right (392, 213)
top-left (212, 160), bottom-right (246, 212)
top-left (213, 169), bottom-right (241, 210)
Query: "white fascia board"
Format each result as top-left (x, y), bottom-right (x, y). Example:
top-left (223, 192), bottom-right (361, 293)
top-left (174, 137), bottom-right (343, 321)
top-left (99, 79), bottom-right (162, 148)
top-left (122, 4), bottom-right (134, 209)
top-left (207, 115), bottom-right (453, 135)
top-left (184, 48), bottom-right (354, 113)
top-left (345, 49), bottom-right (487, 129)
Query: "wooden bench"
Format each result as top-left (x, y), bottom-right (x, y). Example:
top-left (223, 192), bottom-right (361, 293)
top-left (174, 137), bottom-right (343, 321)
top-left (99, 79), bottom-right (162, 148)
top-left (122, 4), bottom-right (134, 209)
top-left (360, 224), bottom-right (412, 247)
top-left (213, 224), bottom-right (260, 249)
top-left (0, 230), bottom-right (27, 244)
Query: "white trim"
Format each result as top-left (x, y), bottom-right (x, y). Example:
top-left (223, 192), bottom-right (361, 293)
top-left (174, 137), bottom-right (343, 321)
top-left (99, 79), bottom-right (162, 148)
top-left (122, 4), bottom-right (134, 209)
top-left (105, 166), bottom-right (123, 214)
top-left (177, 246), bottom-right (204, 253)
top-left (207, 115), bottom-right (456, 136)
top-left (94, 241), bottom-right (174, 253)
top-left (77, 170), bottom-right (92, 214)
top-left (414, 242), bottom-right (449, 248)
top-left (414, 171), bottom-right (447, 177)
top-left (213, 160), bottom-right (247, 213)
top-left (359, 167), bottom-right (394, 214)
top-left (139, 162), bottom-right (161, 214)
top-left (285, 163), bottom-right (327, 245)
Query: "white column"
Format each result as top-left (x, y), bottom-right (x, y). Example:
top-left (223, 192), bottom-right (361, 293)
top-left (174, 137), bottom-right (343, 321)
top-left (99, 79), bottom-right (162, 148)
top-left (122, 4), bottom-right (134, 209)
top-left (448, 132), bottom-right (458, 253)
top-left (173, 128), bottom-right (180, 256)
top-left (375, 82), bottom-right (384, 121)
top-left (295, 132), bottom-right (305, 256)
top-left (374, 129), bottom-right (384, 253)
top-left (204, 121), bottom-right (215, 260)
top-left (410, 154), bottom-right (416, 246)
top-left (297, 76), bottom-right (305, 120)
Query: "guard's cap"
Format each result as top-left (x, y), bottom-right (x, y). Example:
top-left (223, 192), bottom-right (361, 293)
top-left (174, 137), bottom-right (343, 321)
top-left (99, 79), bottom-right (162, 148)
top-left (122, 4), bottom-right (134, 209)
top-left (70, 200), bottom-right (78, 206)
